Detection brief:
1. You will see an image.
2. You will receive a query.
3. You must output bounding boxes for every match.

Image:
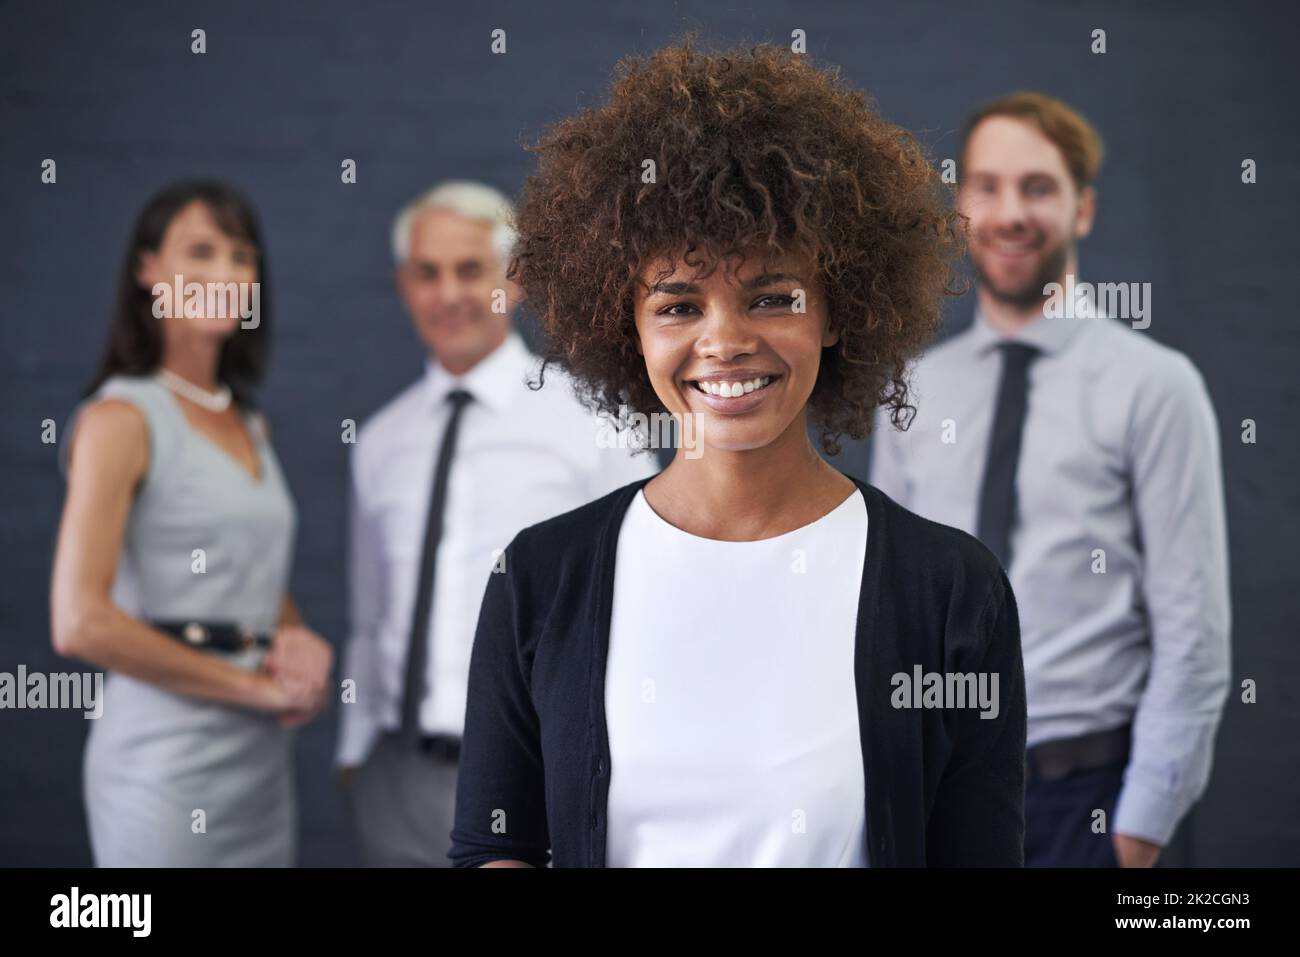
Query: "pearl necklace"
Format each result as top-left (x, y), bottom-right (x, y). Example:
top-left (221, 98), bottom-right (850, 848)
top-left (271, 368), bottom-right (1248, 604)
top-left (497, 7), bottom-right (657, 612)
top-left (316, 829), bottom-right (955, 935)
top-left (156, 368), bottom-right (233, 412)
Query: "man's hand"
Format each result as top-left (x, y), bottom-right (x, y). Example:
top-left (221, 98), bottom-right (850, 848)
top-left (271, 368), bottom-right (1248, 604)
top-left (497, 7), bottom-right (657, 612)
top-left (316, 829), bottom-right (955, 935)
top-left (1114, 833), bottom-right (1162, 868)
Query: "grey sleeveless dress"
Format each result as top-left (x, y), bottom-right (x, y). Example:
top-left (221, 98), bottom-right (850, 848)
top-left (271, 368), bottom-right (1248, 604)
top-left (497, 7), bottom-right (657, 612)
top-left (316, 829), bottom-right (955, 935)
top-left (61, 373), bottom-right (299, 866)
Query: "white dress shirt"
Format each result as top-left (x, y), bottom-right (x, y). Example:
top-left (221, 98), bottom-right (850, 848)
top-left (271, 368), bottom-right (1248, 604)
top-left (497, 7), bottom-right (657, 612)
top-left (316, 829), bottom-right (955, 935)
top-left (869, 305), bottom-right (1231, 845)
top-left (605, 487), bottom-right (869, 867)
top-left (337, 331), bottom-right (658, 767)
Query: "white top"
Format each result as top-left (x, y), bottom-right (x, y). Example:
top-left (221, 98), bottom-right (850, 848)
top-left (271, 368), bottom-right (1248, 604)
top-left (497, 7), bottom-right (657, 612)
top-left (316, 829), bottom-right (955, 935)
top-left (605, 486), bottom-right (870, 867)
top-left (336, 332), bottom-right (657, 765)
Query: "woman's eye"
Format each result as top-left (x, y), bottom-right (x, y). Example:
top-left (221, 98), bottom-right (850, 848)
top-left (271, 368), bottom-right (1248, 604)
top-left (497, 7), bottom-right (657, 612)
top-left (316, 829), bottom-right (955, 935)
top-left (188, 244), bottom-right (214, 259)
top-left (659, 302), bottom-right (697, 317)
top-left (754, 294), bottom-right (795, 309)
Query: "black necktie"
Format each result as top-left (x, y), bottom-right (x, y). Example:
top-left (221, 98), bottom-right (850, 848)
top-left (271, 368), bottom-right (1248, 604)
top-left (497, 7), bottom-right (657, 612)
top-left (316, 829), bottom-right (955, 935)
top-left (976, 343), bottom-right (1039, 569)
top-left (400, 387), bottom-right (473, 746)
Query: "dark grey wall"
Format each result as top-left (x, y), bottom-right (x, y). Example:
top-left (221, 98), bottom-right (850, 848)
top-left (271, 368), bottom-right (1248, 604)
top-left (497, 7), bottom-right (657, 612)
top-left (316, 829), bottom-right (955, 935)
top-left (2, 0), bottom-right (1296, 865)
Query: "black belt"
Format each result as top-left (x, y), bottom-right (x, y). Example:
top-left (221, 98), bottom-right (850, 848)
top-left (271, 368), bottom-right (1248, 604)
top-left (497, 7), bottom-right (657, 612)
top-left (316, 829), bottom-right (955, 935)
top-left (1026, 723), bottom-right (1131, 783)
top-left (382, 728), bottom-right (462, 762)
top-left (418, 733), bottom-right (461, 762)
top-left (151, 620), bottom-right (273, 653)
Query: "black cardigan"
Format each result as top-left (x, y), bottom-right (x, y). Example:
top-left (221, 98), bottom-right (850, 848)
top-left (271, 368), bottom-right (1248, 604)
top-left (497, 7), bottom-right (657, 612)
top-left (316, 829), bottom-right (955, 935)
top-left (449, 473), bottom-right (1026, 867)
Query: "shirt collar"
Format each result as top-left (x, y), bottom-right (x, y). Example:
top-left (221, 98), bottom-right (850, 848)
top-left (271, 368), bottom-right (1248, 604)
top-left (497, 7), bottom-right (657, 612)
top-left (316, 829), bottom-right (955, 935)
top-left (422, 329), bottom-right (533, 414)
top-left (969, 297), bottom-right (1090, 358)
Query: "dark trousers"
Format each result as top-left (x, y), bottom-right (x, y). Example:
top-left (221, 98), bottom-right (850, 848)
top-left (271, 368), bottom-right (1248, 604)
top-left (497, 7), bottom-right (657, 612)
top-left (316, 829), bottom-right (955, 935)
top-left (1025, 761), bottom-right (1124, 867)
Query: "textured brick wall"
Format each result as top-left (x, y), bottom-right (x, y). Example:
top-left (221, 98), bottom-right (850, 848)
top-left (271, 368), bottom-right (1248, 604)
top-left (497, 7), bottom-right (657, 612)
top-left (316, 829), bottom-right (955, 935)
top-left (1, 0), bottom-right (1295, 865)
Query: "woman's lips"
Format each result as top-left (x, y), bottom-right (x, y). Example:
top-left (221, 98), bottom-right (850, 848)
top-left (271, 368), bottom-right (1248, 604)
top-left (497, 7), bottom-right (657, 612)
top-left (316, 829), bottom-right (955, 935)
top-left (684, 375), bottom-right (781, 415)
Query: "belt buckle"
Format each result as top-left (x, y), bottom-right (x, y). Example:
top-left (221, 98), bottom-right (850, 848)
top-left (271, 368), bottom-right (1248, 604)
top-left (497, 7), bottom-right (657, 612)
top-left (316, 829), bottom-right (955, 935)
top-left (182, 622), bottom-right (208, 646)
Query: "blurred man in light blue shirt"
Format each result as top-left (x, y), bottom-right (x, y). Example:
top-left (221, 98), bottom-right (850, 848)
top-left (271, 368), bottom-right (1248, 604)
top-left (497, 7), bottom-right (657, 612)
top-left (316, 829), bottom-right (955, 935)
top-left (870, 93), bottom-right (1230, 867)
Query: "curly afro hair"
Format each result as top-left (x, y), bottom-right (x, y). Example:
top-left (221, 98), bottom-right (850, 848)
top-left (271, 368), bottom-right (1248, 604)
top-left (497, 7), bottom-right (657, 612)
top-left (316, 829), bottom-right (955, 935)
top-left (511, 36), bottom-right (964, 455)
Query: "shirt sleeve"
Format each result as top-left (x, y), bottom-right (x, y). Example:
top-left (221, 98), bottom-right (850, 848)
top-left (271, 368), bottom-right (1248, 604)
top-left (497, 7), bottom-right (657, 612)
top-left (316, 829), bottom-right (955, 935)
top-left (1113, 355), bottom-right (1232, 845)
top-left (868, 404), bottom-right (913, 508)
top-left (587, 419), bottom-right (660, 501)
top-left (335, 440), bottom-right (386, 769)
top-left (927, 568), bottom-right (1027, 866)
top-left (449, 541), bottom-right (552, 868)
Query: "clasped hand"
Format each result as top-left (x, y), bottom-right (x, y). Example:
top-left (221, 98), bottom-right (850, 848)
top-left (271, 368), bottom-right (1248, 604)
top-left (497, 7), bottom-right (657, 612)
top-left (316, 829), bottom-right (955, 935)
top-left (261, 624), bottom-right (334, 728)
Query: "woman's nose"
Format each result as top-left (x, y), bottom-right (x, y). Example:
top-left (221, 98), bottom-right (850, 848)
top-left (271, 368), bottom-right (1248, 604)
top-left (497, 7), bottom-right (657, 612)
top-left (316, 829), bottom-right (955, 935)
top-left (697, 305), bottom-right (759, 358)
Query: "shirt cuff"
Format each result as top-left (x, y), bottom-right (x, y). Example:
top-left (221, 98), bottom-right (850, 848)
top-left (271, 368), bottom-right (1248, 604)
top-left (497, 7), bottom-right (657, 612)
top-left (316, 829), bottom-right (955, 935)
top-left (335, 707), bottom-right (381, 768)
top-left (1113, 772), bottom-right (1188, 846)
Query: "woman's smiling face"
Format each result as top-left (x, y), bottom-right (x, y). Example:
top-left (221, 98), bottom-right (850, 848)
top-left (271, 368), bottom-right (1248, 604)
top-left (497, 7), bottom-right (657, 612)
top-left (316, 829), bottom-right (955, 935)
top-left (633, 249), bottom-right (839, 454)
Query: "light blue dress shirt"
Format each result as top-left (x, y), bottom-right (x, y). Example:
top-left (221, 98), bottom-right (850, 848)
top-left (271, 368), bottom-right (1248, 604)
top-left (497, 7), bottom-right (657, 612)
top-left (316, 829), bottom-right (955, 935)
top-left (869, 306), bottom-right (1231, 845)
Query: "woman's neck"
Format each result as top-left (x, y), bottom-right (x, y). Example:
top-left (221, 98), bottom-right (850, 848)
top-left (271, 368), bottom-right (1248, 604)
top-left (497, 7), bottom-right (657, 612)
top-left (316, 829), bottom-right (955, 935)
top-left (159, 336), bottom-right (223, 392)
top-left (645, 413), bottom-right (855, 541)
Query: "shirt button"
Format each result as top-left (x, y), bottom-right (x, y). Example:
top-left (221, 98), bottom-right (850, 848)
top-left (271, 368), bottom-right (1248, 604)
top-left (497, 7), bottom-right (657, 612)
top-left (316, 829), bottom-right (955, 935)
top-left (597, 760), bottom-right (604, 774)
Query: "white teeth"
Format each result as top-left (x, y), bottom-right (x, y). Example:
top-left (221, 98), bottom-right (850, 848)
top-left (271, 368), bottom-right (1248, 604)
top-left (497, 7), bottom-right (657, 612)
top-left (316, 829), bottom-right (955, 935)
top-left (695, 376), bottom-right (774, 397)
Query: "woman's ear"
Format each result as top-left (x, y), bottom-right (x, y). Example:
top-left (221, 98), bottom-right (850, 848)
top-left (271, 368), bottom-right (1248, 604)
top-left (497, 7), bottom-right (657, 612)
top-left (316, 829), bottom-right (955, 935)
top-left (822, 321), bottom-right (840, 348)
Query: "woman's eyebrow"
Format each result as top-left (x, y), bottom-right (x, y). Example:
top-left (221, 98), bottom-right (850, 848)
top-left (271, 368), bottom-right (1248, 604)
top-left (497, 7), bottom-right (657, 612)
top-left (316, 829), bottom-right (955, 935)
top-left (646, 280), bottom-right (698, 297)
top-left (647, 272), bottom-right (801, 297)
top-left (741, 272), bottom-right (801, 290)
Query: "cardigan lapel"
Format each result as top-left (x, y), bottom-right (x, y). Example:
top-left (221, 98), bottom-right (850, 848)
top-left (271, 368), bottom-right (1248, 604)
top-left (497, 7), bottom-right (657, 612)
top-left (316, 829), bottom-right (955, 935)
top-left (587, 476), bottom-right (652, 867)
top-left (852, 477), bottom-right (895, 866)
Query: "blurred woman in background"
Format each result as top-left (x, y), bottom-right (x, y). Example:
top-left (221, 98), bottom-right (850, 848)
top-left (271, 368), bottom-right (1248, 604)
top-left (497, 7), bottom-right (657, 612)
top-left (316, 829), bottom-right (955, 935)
top-left (50, 180), bottom-right (332, 866)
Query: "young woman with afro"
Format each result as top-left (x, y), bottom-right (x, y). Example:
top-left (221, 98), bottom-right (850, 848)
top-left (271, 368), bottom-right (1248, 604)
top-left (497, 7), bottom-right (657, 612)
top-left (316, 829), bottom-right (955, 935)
top-left (450, 37), bottom-right (1026, 868)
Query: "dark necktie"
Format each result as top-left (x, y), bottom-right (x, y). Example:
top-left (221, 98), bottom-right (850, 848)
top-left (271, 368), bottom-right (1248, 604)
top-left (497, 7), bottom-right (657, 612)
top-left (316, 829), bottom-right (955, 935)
top-left (975, 343), bottom-right (1039, 569)
top-left (400, 387), bottom-right (474, 746)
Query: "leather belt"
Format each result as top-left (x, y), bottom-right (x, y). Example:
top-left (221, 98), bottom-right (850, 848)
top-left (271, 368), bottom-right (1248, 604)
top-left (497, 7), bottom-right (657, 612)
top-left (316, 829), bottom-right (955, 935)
top-left (419, 733), bottom-right (461, 762)
top-left (151, 620), bottom-right (273, 653)
top-left (1026, 723), bottom-right (1131, 783)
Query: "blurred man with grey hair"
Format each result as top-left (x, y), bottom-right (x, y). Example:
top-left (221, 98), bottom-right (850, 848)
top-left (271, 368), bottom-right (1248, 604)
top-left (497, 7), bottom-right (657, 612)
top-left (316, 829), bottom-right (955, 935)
top-left (337, 181), bottom-right (657, 866)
